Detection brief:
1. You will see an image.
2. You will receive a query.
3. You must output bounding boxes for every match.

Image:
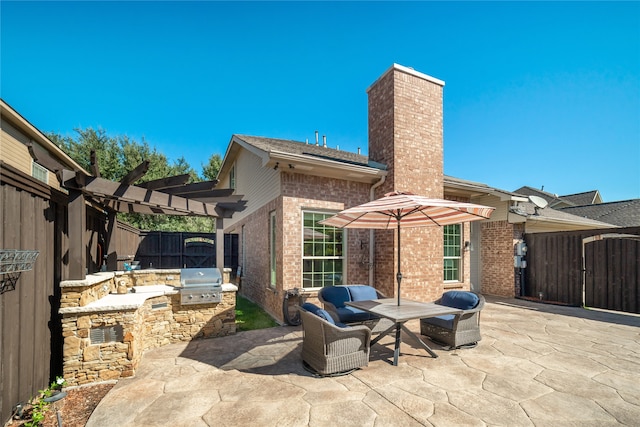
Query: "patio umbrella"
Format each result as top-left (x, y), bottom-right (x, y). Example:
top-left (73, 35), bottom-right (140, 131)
top-left (319, 191), bottom-right (495, 305)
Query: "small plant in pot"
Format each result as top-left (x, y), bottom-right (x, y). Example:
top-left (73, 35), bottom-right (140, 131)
top-left (42, 377), bottom-right (67, 402)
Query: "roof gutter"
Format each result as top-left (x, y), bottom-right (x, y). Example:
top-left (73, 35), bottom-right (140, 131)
top-left (268, 150), bottom-right (384, 174)
top-left (524, 216), bottom-right (617, 229)
top-left (368, 175), bottom-right (386, 286)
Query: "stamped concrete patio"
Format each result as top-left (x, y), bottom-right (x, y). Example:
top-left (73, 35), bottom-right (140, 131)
top-left (86, 296), bottom-right (640, 426)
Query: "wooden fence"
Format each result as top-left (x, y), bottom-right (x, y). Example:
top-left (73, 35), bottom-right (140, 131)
top-left (0, 163), bottom-right (239, 424)
top-left (524, 226), bottom-right (640, 313)
top-left (0, 163), bottom-right (140, 423)
top-left (0, 163), bottom-right (66, 424)
top-left (135, 231), bottom-right (238, 270)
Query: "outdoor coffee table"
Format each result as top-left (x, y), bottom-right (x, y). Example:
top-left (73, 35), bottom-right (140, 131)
top-left (346, 298), bottom-right (462, 366)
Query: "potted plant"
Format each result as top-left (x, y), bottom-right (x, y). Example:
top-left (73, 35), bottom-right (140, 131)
top-left (43, 377), bottom-right (67, 402)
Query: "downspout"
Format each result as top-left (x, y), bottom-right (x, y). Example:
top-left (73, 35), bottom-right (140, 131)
top-left (368, 175), bottom-right (386, 286)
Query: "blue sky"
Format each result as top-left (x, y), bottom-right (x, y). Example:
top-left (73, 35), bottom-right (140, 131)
top-left (2, 1), bottom-right (639, 202)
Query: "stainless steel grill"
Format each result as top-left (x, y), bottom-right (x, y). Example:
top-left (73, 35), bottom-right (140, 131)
top-left (179, 268), bottom-right (223, 305)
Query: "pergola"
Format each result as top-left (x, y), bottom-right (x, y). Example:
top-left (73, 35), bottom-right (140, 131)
top-left (30, 146), bottom-right (245, 279)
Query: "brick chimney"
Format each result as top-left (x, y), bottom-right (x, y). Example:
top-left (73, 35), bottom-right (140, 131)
top-left (367, 64), bottom-right (446, 301)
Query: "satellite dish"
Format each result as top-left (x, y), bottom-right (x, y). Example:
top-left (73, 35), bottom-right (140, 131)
top-left (529, 195), bottom-right (548, 209)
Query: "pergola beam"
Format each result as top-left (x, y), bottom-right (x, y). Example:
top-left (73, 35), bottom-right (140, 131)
top-left (90, 150), bottom-right (100, 177)
top-left (59, 169), bottom-right (231, 217)
top-left (159, 181), bottom-right (219, 195)
top-left (120, 160), bottom-right (150, 185)
top-left (138, 174), bottom-right (191, 190)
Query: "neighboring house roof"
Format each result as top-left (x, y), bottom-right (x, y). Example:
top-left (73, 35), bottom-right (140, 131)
top-left (509, 201), bottom-right (616, 229)
top-left (514, 186), bottom-right (604, 208)
top-left (450, 180), bottom-right (616, 230)
top-left (560, 190), bottom-right (602, 206)
top-left (513, 186), bottom-right (576, 208)
top-left (560, 199), bottom-right (640, 227)
top-left (445, 175), bottom-right (527, 201)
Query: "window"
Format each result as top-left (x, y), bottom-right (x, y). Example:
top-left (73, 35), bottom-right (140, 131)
top-left (443, 224), bottom-right (462, 282)
top-left (229, 163), bottom-right (236, 189)
top-left (302, 211), bottom-right (344, 289)
top-left (32, 161), bottom-right (48, 184)
top-left (241, 224), bottom-right (246, 276)
top-left (270, 211), bottom-right (276, 288)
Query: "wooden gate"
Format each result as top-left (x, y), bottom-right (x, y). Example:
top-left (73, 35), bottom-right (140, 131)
top-left (583, 233), bottom-right (640, 313)
top-left (525, 226), bottom-right (640, 314)
top-left (183, 237), bottom-right (215, 267)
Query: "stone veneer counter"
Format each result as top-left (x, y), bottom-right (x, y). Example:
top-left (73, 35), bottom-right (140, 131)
top-left (59, 269), bottom-right (238, 386)
top-left (59, 285), bottom-right (178, 314)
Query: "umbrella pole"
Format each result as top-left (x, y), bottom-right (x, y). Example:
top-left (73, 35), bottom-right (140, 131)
top-left (396, 221), bottom-right (402, 306)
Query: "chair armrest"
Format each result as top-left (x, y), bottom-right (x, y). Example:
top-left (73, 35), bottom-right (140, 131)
top-left (323, 323), bottom-right (371, 352)
top-left (320, 301), bottom-right (341, 323)
top-left (449, 294), bottom-right (485, 329)
top-left (458, 294), bottom-right (485, 315)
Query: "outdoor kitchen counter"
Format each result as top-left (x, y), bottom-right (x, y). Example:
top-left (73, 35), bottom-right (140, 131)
top-left (59, 285), bottom-right (178, 314)
top-left (59, 283), bottom-right (239, 314)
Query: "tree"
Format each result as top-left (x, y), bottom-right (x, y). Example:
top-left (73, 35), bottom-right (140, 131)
top-left (202, 153), bottom-right (222, 181)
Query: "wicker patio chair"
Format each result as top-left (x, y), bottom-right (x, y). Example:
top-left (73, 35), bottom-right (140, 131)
top-left (420, 291), bottom-right (485, 349)
top-left (299, 304), bottom-right (372, 376)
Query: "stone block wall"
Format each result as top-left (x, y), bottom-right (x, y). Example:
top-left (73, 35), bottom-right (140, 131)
top-left (60, 270), bottom-right (236, 387)
top-left (62, 308), bottom-right (142, 385)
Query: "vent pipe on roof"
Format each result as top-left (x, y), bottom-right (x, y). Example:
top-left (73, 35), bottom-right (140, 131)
top-left (323, 135), bottom-right (327, 148)
top-left (357, 147), bottom-right (361, 155)
top-left (315, 131), bottom-right (319, 146)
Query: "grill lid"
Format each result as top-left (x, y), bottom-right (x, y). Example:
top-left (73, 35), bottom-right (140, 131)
top-left (180, 268), bottom-right (222, 286)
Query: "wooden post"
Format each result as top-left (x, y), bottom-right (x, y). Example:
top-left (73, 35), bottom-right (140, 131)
top-left (105, 211), bottom-right (117, 271)
top-left (68, 189), bottom-right (86, 279)
top-left (216, 218), bottom-right (224, 270)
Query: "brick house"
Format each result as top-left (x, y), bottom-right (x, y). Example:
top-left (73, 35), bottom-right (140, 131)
top-left (215, 64), bottom-right (615, 321)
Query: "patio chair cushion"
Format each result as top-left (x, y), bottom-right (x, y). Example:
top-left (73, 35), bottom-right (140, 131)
top-left (301, 303), bottom-right (336, 325)
top-left (422, 314), bottom-right (455, 330)
top-left (441, 291), bottom-right (479, 310)
top-left (347, 285), bottom-right (378, 301)
top-left (335, 306), bottom-right (372, 323)
top-left (321, 286), bottom-right (351, 309)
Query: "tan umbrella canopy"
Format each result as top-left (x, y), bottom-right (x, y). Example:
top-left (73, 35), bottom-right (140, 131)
top-left (320, 191), bottom-right (495, 305)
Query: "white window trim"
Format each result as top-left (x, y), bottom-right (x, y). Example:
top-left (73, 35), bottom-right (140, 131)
top-left (269, 211), bottom-right (276, 288)
top-left (301, 210), bottom-right (346, 290)
top-left (229, 163), bottom-right (236, 189)
top-left (444, 223), bottom-right (463, 283)
top-left (31, 161), bottom-right (49, 184)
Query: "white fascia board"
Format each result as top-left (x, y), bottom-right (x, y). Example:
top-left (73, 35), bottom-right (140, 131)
top-left (268, 150), bottom-right (386, 177)
top-left (218, 136), bottom-right (270, 179)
